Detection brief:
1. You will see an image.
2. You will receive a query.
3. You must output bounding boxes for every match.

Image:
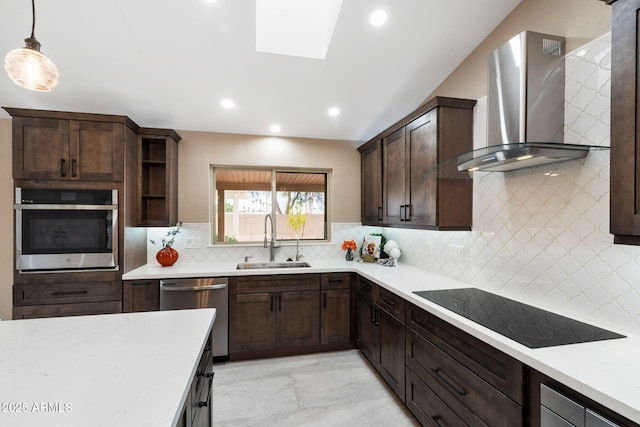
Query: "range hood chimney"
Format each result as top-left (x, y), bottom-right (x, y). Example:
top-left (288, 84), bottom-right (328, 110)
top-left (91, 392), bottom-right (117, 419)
top-left (457, 31), bottom-right (594, 173)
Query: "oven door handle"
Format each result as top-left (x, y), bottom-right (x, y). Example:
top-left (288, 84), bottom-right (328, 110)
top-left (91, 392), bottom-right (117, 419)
top-left (14, 204), bottom-right (118, 210)
top-left (161, 284), bottom-right (228, 292)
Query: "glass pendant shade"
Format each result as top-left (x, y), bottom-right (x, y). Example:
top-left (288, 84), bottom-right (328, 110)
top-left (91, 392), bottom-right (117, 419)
top-left (4, 37), bottom-right (59, 92)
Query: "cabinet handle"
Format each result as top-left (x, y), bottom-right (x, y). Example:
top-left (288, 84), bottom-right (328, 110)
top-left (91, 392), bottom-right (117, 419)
top-left (404, 204), bottom-right (411, 221)
top-left (431, 415), bottom-right (443, 426)
top-left (197, 371), bottom-right (214, 407)
top-left (373, 306), bottom-right (380, 326)
top-left (50, 290), bottom-right (88, 297)
top-left (381, 296), bottom-right (396, 306)
top-left (270, 295), bottom-right (274, 312)
top-left (400, 205), bottom-right (405, 221)
top-left (71, 159), bottom-right (77, 178)
top-left (430, 367), bottom-right (466, 396)
top-left (360, 282), bottom-right (372, 291)
top-left (278, 294), bottom-right (282, 312)
top-left (60, 159), bottom-right (66, 177)
top-left (377, 207), bottom-right (383, 221)
top-left (323, 292), bottom-right (327, 309)
top-left (370, 305), bottom-right (376, 323)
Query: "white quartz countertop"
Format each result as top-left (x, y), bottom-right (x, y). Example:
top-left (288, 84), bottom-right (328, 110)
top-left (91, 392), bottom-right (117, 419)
top-left (124, 259), bottom-right (640, 423)
top-left (0, 309), bottom-right (216, 427)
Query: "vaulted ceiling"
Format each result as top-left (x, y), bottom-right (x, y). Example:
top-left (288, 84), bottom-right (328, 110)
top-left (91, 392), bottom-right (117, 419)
top-left (0, 0), bottom-right (521, 142)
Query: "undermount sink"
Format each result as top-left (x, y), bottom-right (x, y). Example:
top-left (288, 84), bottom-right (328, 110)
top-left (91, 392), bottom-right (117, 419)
top-left (236, 261), bottom-right (311, 270)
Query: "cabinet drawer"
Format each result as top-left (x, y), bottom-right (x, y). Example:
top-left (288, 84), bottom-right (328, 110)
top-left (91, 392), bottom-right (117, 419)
top-left (231, 274), bottom-right (319, 294)
top-left (378, 287), bottom-right (405, 321)
top-left (406, 329), bottom-right (522, 427)
top-left (356, 277), bottom-right (377, 300)
top-left (407, 304), bottom-right (524, 403)
top-left (15, 281), bottom-right (122, 306)
top-left (13, 301), bottom-right (122, 319)
top-left (406, 368), bottom-right (469, 427)
top-left (320, 272), bottom-right (350, 290)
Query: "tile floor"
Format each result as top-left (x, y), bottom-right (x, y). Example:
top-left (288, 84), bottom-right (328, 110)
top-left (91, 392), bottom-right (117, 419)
top-left (212, 350), bottom-right (420, 426)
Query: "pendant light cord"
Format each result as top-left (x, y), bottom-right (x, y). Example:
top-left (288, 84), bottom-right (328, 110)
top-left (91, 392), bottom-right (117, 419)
top-left (30, 0), bottom-right (36, 38)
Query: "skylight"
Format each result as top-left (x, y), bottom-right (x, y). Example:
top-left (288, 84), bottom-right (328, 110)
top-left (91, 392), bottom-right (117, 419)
top-left (256, 0), bottom-right (343, 60)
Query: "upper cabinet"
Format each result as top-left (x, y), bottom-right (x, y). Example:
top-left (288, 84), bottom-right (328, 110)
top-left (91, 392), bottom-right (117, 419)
top-left (360, 97), bottom-right (475, 230)
top-left (606, 0), bottom-right (640, 245)
top-left (137, 128), bottom-right (181, 226)
top-left (359, 139), bottom-right (383, 225)
top-left (5, 108), bottom-right (134, 182)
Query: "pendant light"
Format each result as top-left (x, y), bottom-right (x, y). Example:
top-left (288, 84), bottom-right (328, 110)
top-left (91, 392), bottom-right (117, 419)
top-left (4, 0), bottom-right (59, 92)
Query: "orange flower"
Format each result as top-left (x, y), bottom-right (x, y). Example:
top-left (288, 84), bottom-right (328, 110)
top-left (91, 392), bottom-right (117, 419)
top-left (341, 240), bottom-right (356, 251)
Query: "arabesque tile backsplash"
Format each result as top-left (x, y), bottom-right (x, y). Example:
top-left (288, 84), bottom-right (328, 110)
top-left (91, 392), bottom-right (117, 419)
top-left (148, 33), bottom-right (640, 335)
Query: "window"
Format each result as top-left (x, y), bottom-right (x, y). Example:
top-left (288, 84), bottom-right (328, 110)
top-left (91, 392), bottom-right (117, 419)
top-left (211, 167), bottom-right (328, 243)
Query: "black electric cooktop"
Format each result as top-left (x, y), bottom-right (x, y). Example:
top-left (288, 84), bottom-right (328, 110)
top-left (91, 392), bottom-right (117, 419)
top-left (413, 288), bottom-right (625, 348)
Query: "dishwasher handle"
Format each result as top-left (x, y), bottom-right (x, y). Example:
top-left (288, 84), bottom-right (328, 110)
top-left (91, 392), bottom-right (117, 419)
top-left (160, 283), bottom-right (228, 292)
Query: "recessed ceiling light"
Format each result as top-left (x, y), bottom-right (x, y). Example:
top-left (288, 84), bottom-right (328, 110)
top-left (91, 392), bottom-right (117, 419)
top-left (270, 124), bottom-right (281, 133)
top-left (328, 107), bottom-right (340, 117)
top-left (370, 10), bottom-right (387, 26)
top-left (221, 99), bottom-right (234, 109)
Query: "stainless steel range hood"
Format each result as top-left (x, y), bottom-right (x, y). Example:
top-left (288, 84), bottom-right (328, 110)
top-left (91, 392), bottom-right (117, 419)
top-left (456, 31), bottom-right (598, 173)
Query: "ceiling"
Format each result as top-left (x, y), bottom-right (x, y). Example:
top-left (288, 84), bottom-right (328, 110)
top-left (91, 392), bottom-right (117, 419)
top-left (0, 0), bottom-right (521, 142)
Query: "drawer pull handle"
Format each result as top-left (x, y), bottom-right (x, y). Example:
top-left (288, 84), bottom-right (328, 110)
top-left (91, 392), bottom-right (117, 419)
top-left (431, 415), bottom-right (443, 426)
top-left (431, 367), bottom-right (466, 396)
top-left (381, 296), bottom-right (395, 306)
top-left (51, 290), bottom-right (88, 297)
top-left (360, 282), bottom-right (372, 290)
top-left (198, 371), bottom-right (214, 407)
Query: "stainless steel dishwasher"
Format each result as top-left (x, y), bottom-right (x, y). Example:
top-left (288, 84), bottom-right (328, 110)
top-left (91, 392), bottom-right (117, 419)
top-left (160, 277), bottom-right (228, 360)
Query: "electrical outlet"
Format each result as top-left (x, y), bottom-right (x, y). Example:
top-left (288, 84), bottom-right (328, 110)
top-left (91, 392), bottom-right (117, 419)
top-left (449, 244), bottom-right (465, 262)
top-left (184, 237), bottom-right (203, 249)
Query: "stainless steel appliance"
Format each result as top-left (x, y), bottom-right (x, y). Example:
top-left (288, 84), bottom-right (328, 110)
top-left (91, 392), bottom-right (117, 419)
top-left (160, 277), bottom-right (229, 359)
top-left (541, 384), bottom-right (620, 427)
top-left (14, 187), bottom-right (118, 272)
top-left (456, 31), bottom-right (603, 173)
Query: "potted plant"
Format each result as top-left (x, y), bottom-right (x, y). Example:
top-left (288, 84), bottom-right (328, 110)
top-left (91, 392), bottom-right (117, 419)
top-left (150, 222), bottom-right (182, 266)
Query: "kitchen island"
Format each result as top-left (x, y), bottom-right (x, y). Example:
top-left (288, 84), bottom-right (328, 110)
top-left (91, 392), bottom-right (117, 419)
top-left (125, 260), bottom-right (640, 424)
top-left (0, 309), bottom-right (215, 427)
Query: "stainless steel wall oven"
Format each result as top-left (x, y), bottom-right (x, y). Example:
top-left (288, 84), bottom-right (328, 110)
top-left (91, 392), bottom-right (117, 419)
top-left (15, 188), bottom-right (118, 272)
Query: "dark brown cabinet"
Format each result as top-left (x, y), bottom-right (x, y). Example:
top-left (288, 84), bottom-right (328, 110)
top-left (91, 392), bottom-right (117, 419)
top-left (405, 303), bottom-right (524, 426)
top-left (6, 109), bottom-right (130, 182)
top-left (356, 278), bottom-right (406, 402)
top-left (178, 332), bottom-right (214, 427)
top-left (606, 0), bottom-right (640, 245)
top-left (138, 128), bottom-right (181, 226)
top-left (358, 139), bottom-right (383, 225)
top-left (320, 273), bottom-right (351, 345)
top-left (229, 274), bottom-right (320, 358)
top-left (361, 97), bottom-right (475, 230)
top-left (123, 280), bottom-right (160, 312)
top-left (13, 280), bottom-right (122, 319)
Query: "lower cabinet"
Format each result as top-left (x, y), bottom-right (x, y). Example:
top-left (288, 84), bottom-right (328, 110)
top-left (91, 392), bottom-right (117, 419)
top-left (320, 272), bottom-right (351, 345)
top-left (122, 279), bottom-right (159, 312)
top-left (356, 277), bottom-right (406, 402)
top-left (178, 332), bottom-right (214, 427)
top-left (405, 303), bottom-right (524, 426)
top-left (13, 280), bottom-right (122, 319)
top-left (229, 274), bottom-right (320, 358)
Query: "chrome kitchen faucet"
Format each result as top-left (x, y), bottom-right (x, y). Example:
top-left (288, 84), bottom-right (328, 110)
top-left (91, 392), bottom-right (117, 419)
top-left (263, 214), bottom-right (280, 262)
